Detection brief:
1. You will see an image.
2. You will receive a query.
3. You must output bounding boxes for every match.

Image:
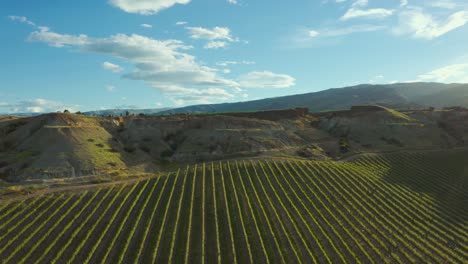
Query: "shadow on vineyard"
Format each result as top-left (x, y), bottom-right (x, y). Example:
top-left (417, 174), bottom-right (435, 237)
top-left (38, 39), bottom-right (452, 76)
top-left (379, 151), bottom-right (468, 222)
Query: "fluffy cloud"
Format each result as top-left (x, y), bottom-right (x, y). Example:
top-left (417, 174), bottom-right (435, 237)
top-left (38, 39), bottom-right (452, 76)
top-left (0, 98), bottom-right (78, 113)
top-left (238, 71), bottom-right (296, 89)
top-left (175, 21), bottom-right (187, 25)
top-left (400, 0), bottom-right (408, 7)
top-left (102, 61), bottom-right (124, 73)
top-left (417, 63), bottom-right (468, 83)
top-left (186, 26), bottom-right (236, 41)
top-left (227, 0), bottom-right (238, 4)
top-left (28, 27), bottom-right (88, 47)
top-left (393, 9), bottom-right (468, 39)
top-left (28, 27), bottom-right (239, 104)
top-left (186, 26), bottom-right (239, 49)
top-left (109, 0), bottom-right (191, 15)
top-left (141, 23), bottom-right (153, 28)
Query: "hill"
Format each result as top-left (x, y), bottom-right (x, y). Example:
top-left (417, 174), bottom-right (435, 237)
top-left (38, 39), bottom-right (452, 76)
top-left (160, 82), bottom-right (468, 115)
top-left (0, 153), bottom-right (466, 263)
top-left (3, 105), bottom-right (468, 181)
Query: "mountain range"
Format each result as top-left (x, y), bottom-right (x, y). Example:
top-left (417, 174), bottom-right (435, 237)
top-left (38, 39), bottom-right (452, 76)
top-left (159, 82), bottom-right (468, 114)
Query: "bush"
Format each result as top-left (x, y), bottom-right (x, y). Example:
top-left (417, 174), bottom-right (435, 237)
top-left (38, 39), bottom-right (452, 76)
top-left (95, 143), bottom-right (105, 148)
top-left (140, 146), bottom-right (151, 153)
top-left (160, 149), bottom-right (174, 158)
top-left (0, 161), bottom-right (9, 168)
top-left (339, 137), bottom-right (350, 153)
top-left (124, 146), bottom-right (136, 153)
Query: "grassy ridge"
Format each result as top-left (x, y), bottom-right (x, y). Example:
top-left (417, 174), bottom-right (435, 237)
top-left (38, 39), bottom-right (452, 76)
top-left (0, 152), bottom-right (467, 263)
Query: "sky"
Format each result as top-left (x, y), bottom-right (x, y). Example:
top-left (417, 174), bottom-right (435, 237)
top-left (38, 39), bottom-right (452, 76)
top-left (1, 0), bottom-right (468, 113)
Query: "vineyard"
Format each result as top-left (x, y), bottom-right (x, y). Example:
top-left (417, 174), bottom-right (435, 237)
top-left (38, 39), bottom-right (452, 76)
top-left (0, 152), bottom-right (467, 263)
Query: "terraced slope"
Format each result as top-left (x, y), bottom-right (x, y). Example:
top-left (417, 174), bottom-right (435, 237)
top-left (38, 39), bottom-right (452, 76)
top-left (0, 153), bottom-right (467, 263)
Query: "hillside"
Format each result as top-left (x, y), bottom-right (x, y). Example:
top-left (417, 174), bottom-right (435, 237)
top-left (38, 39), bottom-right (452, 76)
top-left (159, 82), bottom-right (468, 115)
top-left (3, 105), bottom-right (468, 181)
top-left (0, 154), bottom-right (466, 263)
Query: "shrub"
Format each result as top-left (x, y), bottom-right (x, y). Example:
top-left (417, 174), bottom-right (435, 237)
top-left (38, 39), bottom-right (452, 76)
top-left (339, 137), bottom-right (350, 153)
top-left (140, 146), bottom-right (151, 153)
top-left (160, 149), bottom-right (174, 158)
top-left (124, 146), bottom-right (136, 153)
top-left (0, 161), bottom-right (9, 168)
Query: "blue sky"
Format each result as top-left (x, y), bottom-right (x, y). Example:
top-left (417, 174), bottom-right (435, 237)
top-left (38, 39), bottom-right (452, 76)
top-left (1, 0), bottom-right (468, 113)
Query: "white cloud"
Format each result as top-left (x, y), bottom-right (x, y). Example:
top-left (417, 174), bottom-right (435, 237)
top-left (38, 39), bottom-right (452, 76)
top-left (233, 87), bottom-right (243, 93)
top-left (416, 63), bottom-right (468, 83)
top-left (0, 98), bottom-right (78, 113)
top-left (106, 85), bottom-right (116, 92)
top-left (109, 0), bottom-right (191, 15)
top-left (102, 61), bottom-right (124, 73)
top-left (155, 102), bottom-right (163, 106)
top-left (186, 26), bottom-right (239, 49)
top-left (308, 30), bottom-right (320, 38)
top-left (400, 0), bottom-right (408, 7)
top-left (204, 41), bottom-right (228, 49)
top-left (394, 9), bottom-right (468, 39)
top-left (300, 24), bottom-right (385, 43)
top-left (342, 7), bottom-right (394, 20)
top-left (340, 0), bottom-right (393, 20)
top-left (216, 60), bottom-right (255, 66)
top-left (141, 23), bottom-right (153, 28)
top-left (176, 21), bottom-right (187, 25)
top-left (352, 0), bottom-right (368, 8)
top-left (323, 25), bottom-right (385, 36)
top-left (429, 0), bottom-right (456, 9)
top-left (162, 86), bottom-right (234, 105)
top-left (238, 71), bottom-right (296, 89)
top-left (28, 28), bottom-right (239, 105)
top-left (227, 0), bottom-right (238, 4)
top-left (8, 15), bottom-right (35, 26)
top-left (28, 27), bottom-right (88, 47)
top-left (186, 26), bottom-right (237, 41)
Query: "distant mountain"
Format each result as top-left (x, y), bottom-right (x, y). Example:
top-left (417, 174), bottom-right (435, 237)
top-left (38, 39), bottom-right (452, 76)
top-left (159, 82), bottom-right (468, 114)
top-left (84, 108), bottom-right (172, 116)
